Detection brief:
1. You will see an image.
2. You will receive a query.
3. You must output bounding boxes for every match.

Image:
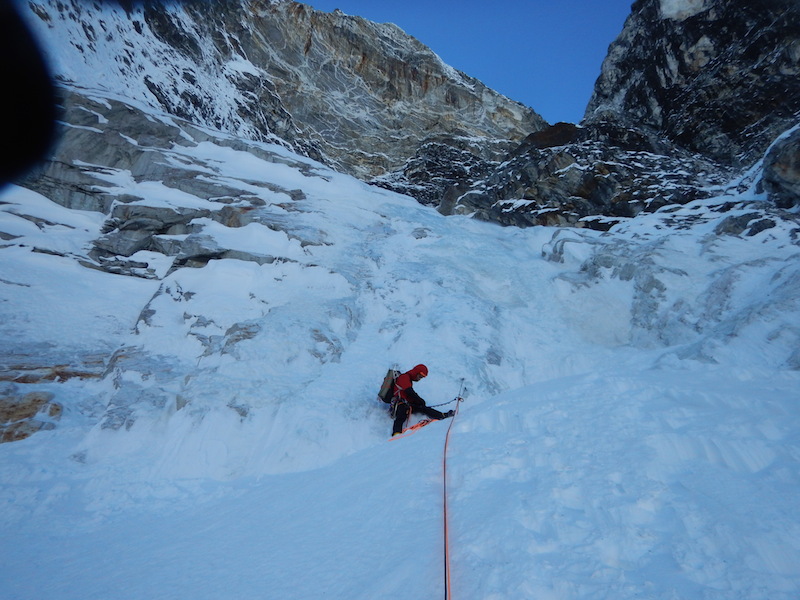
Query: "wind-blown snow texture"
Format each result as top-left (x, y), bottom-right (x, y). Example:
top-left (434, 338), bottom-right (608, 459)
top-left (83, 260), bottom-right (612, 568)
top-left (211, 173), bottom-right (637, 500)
top-left (1, 101), bottom-right (800, 598)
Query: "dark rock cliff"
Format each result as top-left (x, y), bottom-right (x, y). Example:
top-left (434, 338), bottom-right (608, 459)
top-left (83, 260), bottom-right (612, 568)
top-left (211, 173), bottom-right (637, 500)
top-left (586, 0), bottom-right (800, 168)
top-left (23, 0), bottom-right (544, 206)
top-left (446, 0), bottom-right (800, 227)
top-left (19, 0), bottom-right (800, 227)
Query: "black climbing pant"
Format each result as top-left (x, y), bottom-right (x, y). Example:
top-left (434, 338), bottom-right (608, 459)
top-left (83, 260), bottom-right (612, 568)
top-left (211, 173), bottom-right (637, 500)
top-left (392, 401), bottom-right (447, 435)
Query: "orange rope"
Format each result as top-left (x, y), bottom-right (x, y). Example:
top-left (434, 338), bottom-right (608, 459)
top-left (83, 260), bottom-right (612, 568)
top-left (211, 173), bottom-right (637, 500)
top-left (442, 397), bottom-right (461, 599)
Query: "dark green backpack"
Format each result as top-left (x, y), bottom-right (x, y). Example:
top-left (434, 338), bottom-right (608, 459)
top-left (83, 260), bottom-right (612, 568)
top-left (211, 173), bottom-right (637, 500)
top-left (377, 368), bottom-right (400, 403)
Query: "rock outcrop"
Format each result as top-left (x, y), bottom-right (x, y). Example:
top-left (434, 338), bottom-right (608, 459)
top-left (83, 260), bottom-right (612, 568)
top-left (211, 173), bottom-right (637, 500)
top-left (762, 127), bottom-right (800, 209)
top-left (20, 0), bottom-right (800, 229)
top-left (445, 0), bottom-right (800, 227)
top-left (587, 0), bottom-right (800, 168)
top-left (22, 87), bottom-right (323, 278)
top-left (444, 120), bottom-right (731, 228)
top-left (0, 389), bottom-right (61, 443)
top-left (3, 84), bottom-right (357, 441)
top-left (23, 0), bottom-right (544, 204)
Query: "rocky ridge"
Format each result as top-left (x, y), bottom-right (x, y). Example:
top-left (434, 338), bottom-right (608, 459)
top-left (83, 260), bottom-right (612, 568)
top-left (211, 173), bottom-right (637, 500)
top-left (23, 0), bottom-right (543, 204)
top-left (587, 0), bottom-right (800, 168)
top-left (24, 87), bottom-right (326, 277)
top-left (761, 126), bottom-right (800, 209)
top-left (445, 0), bottom-right (800, 227)
top-left (444, 120), bottom-right (733, 228)
top-left (21, 0), bottom-right (800, 225)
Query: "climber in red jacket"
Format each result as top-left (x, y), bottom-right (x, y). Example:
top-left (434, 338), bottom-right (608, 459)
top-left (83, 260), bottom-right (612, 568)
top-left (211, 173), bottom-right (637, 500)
top-left (391, 364), bottom-right (453, 436)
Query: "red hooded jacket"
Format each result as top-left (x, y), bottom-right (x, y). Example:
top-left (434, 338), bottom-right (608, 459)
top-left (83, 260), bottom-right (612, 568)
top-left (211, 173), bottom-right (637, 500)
top-left (394, 364), bottom-right (429, 405)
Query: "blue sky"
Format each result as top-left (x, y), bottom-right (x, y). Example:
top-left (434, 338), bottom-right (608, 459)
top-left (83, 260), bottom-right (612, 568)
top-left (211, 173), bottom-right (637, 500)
top-left (307, 1), bottom-right (633, 124)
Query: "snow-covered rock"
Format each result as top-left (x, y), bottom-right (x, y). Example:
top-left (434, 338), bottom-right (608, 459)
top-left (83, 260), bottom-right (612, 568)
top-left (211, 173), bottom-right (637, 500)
top-left (446, 0), bottom-right (800, 227)
top-left (762, 126), bottom-right (800, 209)
top-left (587, 0), bottom-right (800, 168)
top-left (445, 120), bottom-right (731, 228)
top-left (22, 0), bottom-right (543, 202)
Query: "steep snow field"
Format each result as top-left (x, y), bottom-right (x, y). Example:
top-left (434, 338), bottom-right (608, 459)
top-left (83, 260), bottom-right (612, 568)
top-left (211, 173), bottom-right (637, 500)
top-left (1, 108), bottom-right (800, 598)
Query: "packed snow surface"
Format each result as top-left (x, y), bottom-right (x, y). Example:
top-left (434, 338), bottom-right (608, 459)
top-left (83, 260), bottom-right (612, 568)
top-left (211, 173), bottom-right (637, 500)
top-left (1, 104), bottom-right (799, 599)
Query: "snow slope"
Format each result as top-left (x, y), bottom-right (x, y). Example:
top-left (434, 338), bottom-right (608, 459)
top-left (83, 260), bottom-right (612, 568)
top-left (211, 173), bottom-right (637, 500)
top-left (1, 100), bottom-right (800, 598)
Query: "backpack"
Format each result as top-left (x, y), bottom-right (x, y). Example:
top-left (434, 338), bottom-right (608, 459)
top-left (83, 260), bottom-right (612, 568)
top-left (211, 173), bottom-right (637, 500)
top-left (377, 368), bottom-right (400, 403)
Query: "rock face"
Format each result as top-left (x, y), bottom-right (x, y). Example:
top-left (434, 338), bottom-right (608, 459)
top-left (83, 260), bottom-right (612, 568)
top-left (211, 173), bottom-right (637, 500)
top-left (20, 0), bottom-right (800, 226)
top-left (587, 0), bottom-right (800, 168)
top-left (22, 87), bottom-right (322, 278)
top-left (762, 127), bottom-right (800, 209)
top-left (445, 120), bottom-right (731, 228)
top-left (23, 0), bottom-right (544, 202)
top-left (0, 389), bottom-right (61, 443)
top-left (446, 0), bottom-right (800, 227)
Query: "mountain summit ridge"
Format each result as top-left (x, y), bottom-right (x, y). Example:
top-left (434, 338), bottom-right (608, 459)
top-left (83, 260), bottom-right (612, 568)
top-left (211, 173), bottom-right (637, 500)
top-left (20, 0), bottom-right (800, 221)
top-left (23, 0), bottom-right (543, 187)
top-left (444, 0), bottom-right (800, 226)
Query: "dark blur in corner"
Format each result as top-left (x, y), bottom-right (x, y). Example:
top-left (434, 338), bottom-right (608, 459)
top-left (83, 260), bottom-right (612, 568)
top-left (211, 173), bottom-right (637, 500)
top-left (0, 0), bottom-right (59, 186)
